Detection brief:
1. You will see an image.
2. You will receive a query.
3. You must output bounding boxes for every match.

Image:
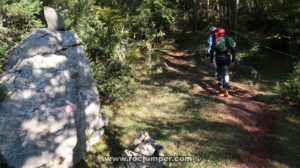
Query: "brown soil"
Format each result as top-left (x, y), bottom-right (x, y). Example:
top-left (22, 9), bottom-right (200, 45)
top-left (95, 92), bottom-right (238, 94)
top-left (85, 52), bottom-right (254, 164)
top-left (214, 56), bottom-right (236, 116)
top-left (163, 46), bottom-right (275, 168)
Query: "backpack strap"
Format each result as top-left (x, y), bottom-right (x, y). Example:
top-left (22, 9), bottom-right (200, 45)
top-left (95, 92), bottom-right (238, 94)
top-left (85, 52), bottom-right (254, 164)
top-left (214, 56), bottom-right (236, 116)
top-left (225, 37), bottom-right (230, 52)
top-left (224, 37), bottom-right (233, 57)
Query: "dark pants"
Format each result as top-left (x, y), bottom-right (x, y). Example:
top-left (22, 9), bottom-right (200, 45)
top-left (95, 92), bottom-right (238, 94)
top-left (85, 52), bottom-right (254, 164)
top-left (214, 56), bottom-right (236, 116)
top-left (215, 54), bottom-right (231, 90)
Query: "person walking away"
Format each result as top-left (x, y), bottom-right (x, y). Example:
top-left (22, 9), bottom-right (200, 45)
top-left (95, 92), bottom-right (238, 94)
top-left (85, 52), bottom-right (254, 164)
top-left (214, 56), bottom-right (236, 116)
top-left (207, 26), bottom-right (218, 76)
top-left (207, 26), bottom-right (216, 57)
top-left (210, 28), bottom-right (236, 97)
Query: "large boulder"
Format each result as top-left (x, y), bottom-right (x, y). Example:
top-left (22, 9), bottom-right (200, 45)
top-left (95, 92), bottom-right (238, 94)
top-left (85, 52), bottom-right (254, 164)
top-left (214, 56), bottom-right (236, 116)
top-left (0, 29), bottom-right (107, 168)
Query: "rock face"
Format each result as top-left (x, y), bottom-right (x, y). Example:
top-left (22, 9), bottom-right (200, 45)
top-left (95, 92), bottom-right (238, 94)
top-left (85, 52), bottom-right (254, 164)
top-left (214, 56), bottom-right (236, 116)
top-left (43, 6), bottom-right (65, 31)
top-left (123, 131), bottom-right (164, 168)
top-left (0, 29), bottom-right (107, 168)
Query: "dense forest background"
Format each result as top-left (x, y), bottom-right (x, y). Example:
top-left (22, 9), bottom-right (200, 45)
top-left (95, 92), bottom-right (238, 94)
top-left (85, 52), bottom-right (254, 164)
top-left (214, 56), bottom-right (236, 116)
top-left (0, 0), bottom-right (299, 105)
top-left (0, 1), bottom-right (300, 168)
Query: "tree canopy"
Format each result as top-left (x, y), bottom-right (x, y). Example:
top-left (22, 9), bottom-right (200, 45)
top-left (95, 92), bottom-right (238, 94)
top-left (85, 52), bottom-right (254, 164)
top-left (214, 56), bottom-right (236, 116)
top-left (0, 0), bottom-right (299, 102)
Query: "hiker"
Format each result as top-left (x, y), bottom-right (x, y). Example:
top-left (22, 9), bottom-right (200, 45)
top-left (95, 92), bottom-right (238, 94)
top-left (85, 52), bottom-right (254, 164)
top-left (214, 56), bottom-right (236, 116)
top-left (207, 26), bottom-right (216, 58)
top-left (207, 26), bottom-right (218, 76)
top-left (210, 28), bottom-right (236, 97)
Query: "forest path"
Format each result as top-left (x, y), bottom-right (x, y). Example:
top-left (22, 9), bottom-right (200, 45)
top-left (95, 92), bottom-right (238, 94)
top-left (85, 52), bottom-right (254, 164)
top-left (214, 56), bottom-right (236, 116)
top-left (163, 44), bottom-right (276, 168)
top-left (77, 36), bottom-right (280, 168)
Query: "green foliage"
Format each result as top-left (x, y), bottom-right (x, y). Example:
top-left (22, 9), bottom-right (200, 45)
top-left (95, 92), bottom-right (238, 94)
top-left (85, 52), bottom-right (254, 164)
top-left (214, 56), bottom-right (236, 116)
top-left (151, 0), bottom-right (177, 31)
top-left (129, 0), bottom-right (178, 39)
top-left (0, 86), bottom-right (7, 102)
top-left (240, 0), bottom-right (300, 53)
top-left (243, 43), bottom-right (262, 68)
top-left (46, 0), bottom-right (179, 101)
top-left (2, 0), bottom-right (43, 33)
top-left (91, 58), bottom-right (138, 102)
top-left (0, 0), bottom-right (179, 102)
top-left (232, 66), bottom-right (253, 79)
top-left (0, 0), bottom-right (44, 72)
top-left (64, 0), bottom-right (179, 102)
top-left (0, 0), bottom-right (44, 71)
top-left (276, 62), bottom-right (300, 107)
top-left (0, 28), bottom-right (9, 71)
top-left (60, 2), bottom-right (137, 101)
top-left (272, 106), bottom-right (300, 167)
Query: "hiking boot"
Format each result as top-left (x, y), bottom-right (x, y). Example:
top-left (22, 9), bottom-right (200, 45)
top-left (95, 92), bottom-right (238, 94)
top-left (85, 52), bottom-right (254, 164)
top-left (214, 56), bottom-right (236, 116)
top-left (223, 89), bottom-right (229, 97)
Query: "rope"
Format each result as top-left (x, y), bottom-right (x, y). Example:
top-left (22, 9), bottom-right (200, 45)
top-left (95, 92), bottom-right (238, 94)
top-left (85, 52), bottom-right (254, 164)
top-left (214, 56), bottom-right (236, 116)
top-left (222, 25), bottom-right (300, 60)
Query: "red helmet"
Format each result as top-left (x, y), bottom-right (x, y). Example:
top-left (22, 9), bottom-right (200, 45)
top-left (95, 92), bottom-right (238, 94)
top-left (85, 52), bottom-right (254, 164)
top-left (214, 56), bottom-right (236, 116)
top-left (216, 28), bottom-right (226, 34)
top-left (215, 28), bottom-right (226, 40)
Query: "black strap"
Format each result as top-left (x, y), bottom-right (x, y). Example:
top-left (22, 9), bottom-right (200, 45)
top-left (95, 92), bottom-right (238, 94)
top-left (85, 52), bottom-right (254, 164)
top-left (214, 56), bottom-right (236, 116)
top-left (224, 37), bottom-right (232, 55)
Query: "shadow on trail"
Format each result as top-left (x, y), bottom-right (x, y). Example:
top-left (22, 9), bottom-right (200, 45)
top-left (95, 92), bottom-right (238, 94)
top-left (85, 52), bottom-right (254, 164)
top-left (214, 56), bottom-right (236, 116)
top-left (143, 38), bottom-right (278, 167)
top-left (164, 58), bottom-right (198, 75)
top-left (160, 50), bottom-right (194, 60)
top-left (138, 52), bottom-right (244, 165)
top-left (140, 116), bottom-right (242, 162)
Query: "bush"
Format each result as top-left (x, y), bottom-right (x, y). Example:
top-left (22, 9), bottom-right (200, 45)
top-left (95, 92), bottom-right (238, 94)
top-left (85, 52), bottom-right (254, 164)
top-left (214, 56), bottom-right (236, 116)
top-left (91, 59), bottom-right (138, 103)
top-left (0, 27), bottom-right (9, 72)
top-left (243, 43), bottom-right (262, 69)
top-left (276, 62), bottom-right (300, 107)
top-left (0, 0), bottom-right (44, 71)
top-left (1, 0), bottom-right (43, 37)
top-left (0, 0), bottom-right (179, 103)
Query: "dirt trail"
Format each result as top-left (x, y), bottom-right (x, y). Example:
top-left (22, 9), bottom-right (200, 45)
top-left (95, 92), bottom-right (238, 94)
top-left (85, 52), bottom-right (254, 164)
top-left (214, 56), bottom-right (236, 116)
top-left (163, 46), bottom-right (275, 168)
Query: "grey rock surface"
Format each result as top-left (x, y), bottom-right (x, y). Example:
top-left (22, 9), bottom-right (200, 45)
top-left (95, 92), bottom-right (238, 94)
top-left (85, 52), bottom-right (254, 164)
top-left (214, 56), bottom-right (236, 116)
top-left (133, 143), bottom-right (156, 156)
top-left (124, 131), bottom-right (164, 168)
top-left (43, 6), bottom-right (65, 31)
top-left (0, 29), bottom-right (105, 168)
top-left (123, 150), bottom-right (163, 168)
top-left (128, 131), bottom-right (155, 150)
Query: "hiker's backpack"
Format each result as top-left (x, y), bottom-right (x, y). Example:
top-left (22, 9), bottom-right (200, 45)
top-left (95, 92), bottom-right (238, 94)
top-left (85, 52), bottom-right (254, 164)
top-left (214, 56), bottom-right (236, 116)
top-left (215, 36), bottom-right (236, 52)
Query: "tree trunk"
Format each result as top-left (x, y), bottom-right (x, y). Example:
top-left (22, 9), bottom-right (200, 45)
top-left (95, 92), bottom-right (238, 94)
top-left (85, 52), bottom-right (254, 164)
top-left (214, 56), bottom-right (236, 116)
top-left (206, 0), bottom-right (210, 17)
top-left (122, 0), bottom-right (130, 33)
top-left (234, 0), bottom-right (239, 41)
top-left (222, 2), bottom-right (226, 22)
top-left (216, 0), bottom-right (220, 19)
top-left (0, 14), bottom-right (3, 27)
top-left (226, 2), bottom-right (232, 27)
top-left (193, 0), bottom-right (200, 32)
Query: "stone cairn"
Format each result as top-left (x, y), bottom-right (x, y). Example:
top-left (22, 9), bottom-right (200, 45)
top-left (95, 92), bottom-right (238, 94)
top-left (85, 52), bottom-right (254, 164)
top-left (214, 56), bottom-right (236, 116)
top-left (0, 7), bottom-right (107, 168)
top-left (123, 131), bottom-right (164, 168)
